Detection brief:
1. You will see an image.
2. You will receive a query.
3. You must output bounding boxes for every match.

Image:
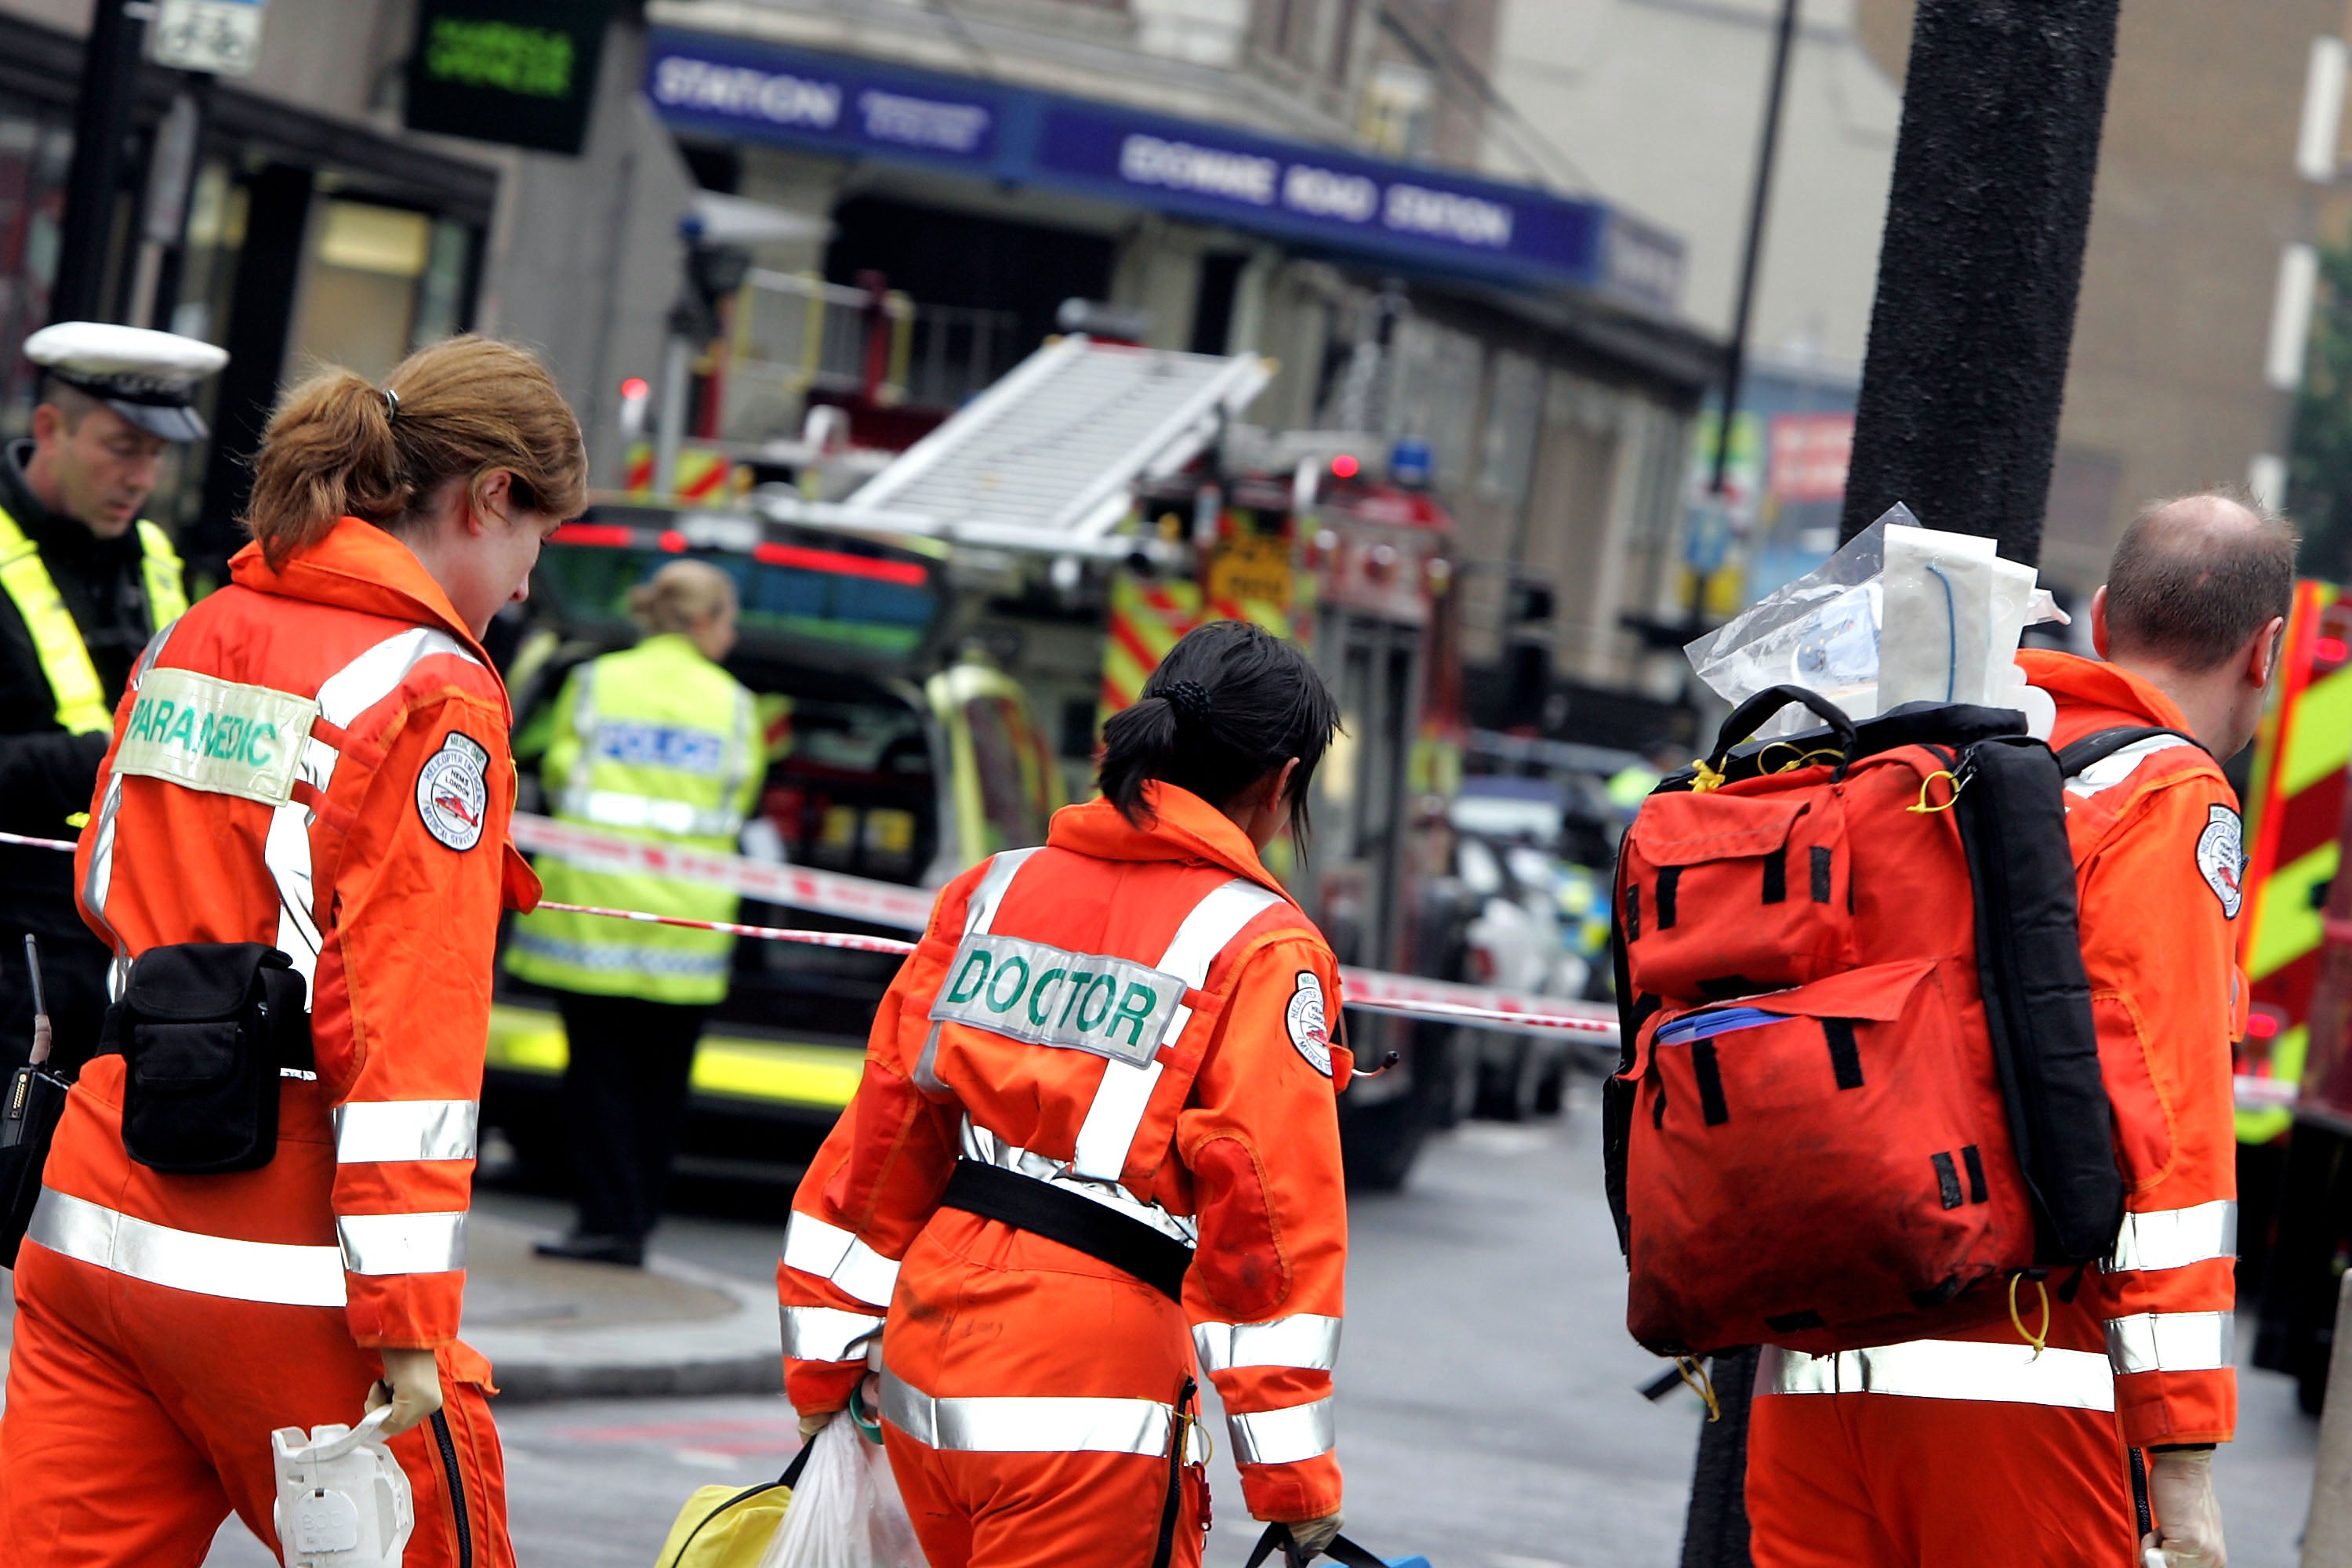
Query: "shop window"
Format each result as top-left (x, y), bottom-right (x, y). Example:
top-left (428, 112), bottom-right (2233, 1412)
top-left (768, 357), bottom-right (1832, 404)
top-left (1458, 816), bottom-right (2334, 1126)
top-left (0, 107), bottom-right (73, 435)
top-left (285, 200), bottom-right (434, 383)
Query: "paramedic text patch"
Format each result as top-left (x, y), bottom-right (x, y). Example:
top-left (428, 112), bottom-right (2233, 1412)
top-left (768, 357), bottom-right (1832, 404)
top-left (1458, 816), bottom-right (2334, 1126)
top-left (112, 666), bottom-right (318, 806)
top-left (416, 731), bottom-right (491, 851)
top-left (930, 935), bottom-right (1189, 1068)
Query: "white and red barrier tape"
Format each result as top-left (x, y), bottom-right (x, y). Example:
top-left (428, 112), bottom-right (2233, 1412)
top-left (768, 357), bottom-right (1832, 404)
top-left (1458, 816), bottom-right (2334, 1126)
top-left (5, 822), bottom-right (1621, 1040)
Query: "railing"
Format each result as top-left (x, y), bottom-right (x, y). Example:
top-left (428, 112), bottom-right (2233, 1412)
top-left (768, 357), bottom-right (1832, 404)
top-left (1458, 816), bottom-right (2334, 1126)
top-left (720, 270), bottom-right (1015, 441)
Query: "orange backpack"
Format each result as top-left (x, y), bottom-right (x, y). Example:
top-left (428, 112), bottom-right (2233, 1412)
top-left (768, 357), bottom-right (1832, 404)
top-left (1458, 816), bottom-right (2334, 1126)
top-left (1605, 687), bottom-right (2149, 1357)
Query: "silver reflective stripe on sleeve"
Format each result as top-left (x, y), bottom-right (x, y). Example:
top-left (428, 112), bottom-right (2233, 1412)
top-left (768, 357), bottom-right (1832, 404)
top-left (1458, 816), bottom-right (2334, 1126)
top-left (781, 1305), bottom-right (887, 1367)
top-left (1225, 1398), bottom-right (1336, 1466)
top-left (1069, 878), bottom-right (1285, 1181)
top-left (881, 1368), bottom-right (1210, 1461)
top-left (1755, 1341), bottom-right (2115, 1411)
top-left (1192, 1315), bottom-right (1344, 1374)
top-left (26, 1187), bottom-right (346, 1307)
top-left (336, 1210), bottom-right (467, 1275)
top-left (2103, 1200), bottom-right (2238, 1273)
top-left (2104, 1312), bottom-right (2236, 1375)
top-left (782, 1210), bottom-right (902, 1308)
top-left (332, 1100), bottom-right (480, 1163)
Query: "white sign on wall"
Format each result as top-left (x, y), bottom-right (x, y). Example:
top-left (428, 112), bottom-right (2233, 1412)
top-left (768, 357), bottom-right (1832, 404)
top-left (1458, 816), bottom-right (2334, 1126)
top-left (149, 0), bottom-right (269, 78)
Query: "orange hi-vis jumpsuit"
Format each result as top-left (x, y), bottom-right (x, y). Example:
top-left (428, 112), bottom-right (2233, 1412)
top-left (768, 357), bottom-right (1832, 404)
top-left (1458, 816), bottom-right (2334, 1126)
top-left (0, 517), bottom-right (536, 1566)
top-left (779, 783), bottom-right (1351, 1568)
top-left (1748, 650), bottom-right (2242, 1567)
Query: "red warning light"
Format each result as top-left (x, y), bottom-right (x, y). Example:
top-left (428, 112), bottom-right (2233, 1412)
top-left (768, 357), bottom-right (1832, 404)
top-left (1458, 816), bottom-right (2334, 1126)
top-left (620, 377), bottom-right (651, 401)
top-left (2247, 1008), bottom-right (2285, 1040)
top-left (2318, 636), bottom-right (2348, 665)
top-left (1330, 454), bottom-right (1360, 480)
top-left (658, 530), bottom-right (688, 554)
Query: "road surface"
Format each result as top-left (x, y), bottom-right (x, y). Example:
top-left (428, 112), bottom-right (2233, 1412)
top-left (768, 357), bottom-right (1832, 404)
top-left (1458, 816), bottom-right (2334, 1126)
top-left (205, 1080), bottom-right (2319, 1566)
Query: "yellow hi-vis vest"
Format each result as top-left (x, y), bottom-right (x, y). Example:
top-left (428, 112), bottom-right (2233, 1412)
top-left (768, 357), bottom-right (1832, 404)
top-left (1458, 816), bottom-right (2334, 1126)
top-left (506, 634), bottom-right (761, 1006)
top-left (0, 503), bottom-right (187, 735)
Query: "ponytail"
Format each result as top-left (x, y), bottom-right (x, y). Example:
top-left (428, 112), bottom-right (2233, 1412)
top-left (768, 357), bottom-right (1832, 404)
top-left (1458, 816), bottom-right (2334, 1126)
top-left (1097, 619), bottom-right (1341, 845)
top-left (243, 335), bottom-right (586, 569)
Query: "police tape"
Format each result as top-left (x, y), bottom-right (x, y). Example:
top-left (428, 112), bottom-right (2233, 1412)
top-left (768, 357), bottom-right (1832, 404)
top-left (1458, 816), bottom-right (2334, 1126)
top-left (2, 822), bottom-right (1621, 1040)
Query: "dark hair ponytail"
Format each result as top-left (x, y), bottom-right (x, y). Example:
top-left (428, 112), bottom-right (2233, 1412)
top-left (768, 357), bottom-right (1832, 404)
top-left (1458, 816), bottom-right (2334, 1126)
top-left (1097, 619), bottom-right (1341, 846)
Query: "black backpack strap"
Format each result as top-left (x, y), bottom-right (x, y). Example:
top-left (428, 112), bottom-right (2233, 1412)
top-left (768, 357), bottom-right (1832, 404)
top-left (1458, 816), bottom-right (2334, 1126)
top-left (2054, 726), bottom-right (2206, 780)
top-left (1243, 1523), bottom-right (1389, 1568)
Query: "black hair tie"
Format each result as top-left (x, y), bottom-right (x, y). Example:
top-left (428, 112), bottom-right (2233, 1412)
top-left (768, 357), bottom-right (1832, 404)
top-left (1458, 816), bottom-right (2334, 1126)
top-left (1167, 679), bottom-right (1212, 731)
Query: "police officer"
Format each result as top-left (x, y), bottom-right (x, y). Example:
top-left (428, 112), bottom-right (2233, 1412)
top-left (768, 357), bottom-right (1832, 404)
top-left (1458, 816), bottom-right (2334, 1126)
top-left (506, 558), bottom-right (760, 1266)
top-left (0, 322), bottom-right (224, 1069)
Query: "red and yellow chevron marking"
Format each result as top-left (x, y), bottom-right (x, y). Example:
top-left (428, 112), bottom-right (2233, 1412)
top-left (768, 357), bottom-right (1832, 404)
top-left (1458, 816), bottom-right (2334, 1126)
top-left (622, 441), bottom-right (655, 496)
top-left (2238, 579), bottom-right (2352, 1142)
top-left (676, 448), bottom-right (739, 506)
top-left (1100, 575), bottom-right (1203, 721)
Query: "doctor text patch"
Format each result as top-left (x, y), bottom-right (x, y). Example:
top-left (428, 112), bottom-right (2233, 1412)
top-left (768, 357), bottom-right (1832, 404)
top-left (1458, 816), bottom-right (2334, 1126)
top-left (930, 935), bottom-right (1189, 1067)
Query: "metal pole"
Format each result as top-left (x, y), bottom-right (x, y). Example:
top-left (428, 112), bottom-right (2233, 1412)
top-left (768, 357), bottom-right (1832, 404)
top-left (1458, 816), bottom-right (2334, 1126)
top-left (2303, 1269), bottom-right (2352, 1564)
top-left (652, 332), bottom-right (693, 499)
top-left (51, 0), bottom-right (150, 325)
top-left (1708, 0), bottom-right (1801, 497)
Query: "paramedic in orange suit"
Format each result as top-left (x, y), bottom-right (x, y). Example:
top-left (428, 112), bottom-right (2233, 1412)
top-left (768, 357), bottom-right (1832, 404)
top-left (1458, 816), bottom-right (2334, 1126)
top-left (1746, 493), bottom-right (2291, 1568)
top-left (779, 619), bottom-right (1351, 1568)
top-left (0, 337), bottom-right (585, 1566)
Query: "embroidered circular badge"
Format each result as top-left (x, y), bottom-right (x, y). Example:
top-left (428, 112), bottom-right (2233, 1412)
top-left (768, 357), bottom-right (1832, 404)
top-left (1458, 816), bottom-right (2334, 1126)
top-left (416, 731), bottom-right (490, 851)
top-left (2195, 803), bottom-right (2245, 919)
top-left (1287, 970), bottom-right (1332, 1076)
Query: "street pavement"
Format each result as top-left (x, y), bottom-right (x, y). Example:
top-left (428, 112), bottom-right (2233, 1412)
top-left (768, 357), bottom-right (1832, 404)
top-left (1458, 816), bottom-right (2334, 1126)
top-left (157, 1076), bottom-right (2318, 1564)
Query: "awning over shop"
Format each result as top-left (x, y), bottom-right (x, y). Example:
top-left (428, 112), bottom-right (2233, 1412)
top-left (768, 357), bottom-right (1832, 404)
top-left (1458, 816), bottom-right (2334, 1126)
top-left (642, 27), bottom-right (1686, 318)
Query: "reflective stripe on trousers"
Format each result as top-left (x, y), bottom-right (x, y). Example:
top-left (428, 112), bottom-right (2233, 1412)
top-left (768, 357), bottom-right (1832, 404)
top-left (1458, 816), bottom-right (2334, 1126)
top-left (27, 1187), bottom-right (347, 1307)
top-left (1755, 1340), bottom-right (2118, 1411)
top-left (881, 1367), bottom-right (1211, 1462)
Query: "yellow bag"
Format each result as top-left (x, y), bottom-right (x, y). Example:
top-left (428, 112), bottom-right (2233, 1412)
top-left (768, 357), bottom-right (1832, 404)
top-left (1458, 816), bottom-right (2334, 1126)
top-left (653, 1446), bottom-right (811, 1568)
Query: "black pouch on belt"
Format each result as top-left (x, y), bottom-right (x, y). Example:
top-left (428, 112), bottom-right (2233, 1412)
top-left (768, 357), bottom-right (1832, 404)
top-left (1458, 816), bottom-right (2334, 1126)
top-left (106, 942), bottom-right (312, 1174)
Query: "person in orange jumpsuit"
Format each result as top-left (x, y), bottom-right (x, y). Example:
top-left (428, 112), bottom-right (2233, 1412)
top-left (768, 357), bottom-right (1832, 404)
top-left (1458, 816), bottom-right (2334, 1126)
top-left (1746, 492), bottom-right (2289, 1568)
top-left (0, 336), bottom-right (584, 1566)
top-left (779, 619), bottom-right (1351, 1568)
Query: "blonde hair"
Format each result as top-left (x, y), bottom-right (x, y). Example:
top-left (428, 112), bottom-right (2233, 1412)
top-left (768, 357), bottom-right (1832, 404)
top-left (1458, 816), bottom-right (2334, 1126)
top-left (628, 558), bottom-right (738, 635)
top-left (242, 335), bottom-right (587, 569)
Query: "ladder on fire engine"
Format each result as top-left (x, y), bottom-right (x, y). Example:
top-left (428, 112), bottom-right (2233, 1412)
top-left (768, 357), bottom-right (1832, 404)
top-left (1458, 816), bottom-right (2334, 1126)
top-left (764, 336), bottom-right (1274, 557)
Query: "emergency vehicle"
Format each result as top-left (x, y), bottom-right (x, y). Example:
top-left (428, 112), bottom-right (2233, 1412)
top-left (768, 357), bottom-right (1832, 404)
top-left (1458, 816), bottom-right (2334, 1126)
top-left (2235, 580), bottom-right (2352, 1410)
top-left (487, 336), bottom-right (1502, 1190)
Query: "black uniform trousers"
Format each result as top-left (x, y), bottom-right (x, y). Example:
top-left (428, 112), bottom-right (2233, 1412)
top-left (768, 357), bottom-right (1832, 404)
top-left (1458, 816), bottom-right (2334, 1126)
top-left (555, 993), bottom-right (708, 1242)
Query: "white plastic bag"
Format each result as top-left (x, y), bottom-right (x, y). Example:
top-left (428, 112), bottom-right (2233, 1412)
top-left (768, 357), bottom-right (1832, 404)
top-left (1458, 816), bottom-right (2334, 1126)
top-left (759, 1417), bottom-right (924, 1568)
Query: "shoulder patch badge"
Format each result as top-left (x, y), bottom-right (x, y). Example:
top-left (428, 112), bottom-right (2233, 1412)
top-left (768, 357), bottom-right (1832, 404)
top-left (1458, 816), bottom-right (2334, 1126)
top-left (416, 732), bottom-right (490, 851)
top-left (2195, 803), bottom-right (2245, 919)
top-left (1287, 971), bottom-right (1332, 1076)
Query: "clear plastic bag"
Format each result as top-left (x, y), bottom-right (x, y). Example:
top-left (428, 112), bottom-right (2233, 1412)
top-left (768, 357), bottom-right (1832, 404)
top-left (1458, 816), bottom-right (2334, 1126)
top-left (1684, 503), bottom-right (2067, 739)
top-left (758, 1417), bottom-right (924, 1568)
top-left (1684, 504), bottom-right (1919, 735)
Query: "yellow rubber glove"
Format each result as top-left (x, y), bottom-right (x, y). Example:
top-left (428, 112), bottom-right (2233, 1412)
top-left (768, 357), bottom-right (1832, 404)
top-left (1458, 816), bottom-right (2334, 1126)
top-left (363, 1348), bottom-right (444, 1438)
top-left (2143, 1448), bottom-right (2227, 1568)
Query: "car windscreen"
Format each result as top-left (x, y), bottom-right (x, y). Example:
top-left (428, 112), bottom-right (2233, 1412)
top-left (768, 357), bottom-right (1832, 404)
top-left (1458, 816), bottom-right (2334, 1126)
top-left (535, 533), bottom-right (938, 657)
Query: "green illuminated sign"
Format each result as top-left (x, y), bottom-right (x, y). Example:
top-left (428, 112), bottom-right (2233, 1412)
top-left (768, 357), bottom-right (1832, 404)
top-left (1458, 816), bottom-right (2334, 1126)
top-left (405, 0), bottom-right (610, 156)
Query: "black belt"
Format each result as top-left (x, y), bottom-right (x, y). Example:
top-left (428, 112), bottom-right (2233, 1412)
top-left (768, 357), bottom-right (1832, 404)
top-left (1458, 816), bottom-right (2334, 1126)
top-left (940, 1159), bottom-right (1193, 1302)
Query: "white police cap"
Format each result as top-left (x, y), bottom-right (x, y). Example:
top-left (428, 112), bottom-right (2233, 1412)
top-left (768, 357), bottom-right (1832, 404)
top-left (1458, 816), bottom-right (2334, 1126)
top-left (23, 321), bottom-right (228, 443)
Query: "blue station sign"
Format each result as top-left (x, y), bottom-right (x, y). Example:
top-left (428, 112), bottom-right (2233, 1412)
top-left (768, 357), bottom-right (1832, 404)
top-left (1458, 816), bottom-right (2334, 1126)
top-left (644, 29), bottom-right (1684, 314)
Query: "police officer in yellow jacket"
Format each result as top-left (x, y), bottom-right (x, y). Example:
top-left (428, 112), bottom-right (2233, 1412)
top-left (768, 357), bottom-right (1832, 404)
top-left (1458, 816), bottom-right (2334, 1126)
top-left (507, 559), bottom-right (760, 1265)
top-left (0, 322), bottom-right (223, 1072)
